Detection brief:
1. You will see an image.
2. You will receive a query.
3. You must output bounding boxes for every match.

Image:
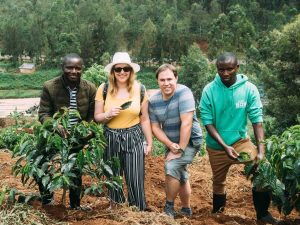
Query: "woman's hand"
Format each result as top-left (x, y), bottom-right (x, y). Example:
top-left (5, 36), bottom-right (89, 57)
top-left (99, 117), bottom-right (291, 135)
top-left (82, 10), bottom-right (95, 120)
top-left (144, 144), bottom-right (152, 155)
top-left (105, 106), bottom-right (122, 119)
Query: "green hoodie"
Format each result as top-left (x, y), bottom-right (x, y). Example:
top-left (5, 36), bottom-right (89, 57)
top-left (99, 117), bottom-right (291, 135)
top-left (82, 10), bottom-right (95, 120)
top-left (199, 74), bottom-right (263, 150)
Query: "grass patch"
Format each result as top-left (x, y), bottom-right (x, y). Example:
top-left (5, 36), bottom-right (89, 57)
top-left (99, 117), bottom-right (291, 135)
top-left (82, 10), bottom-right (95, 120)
top-left (0, 61), bottom-right (15, 69)
top-left (151, 138), bottom-right (166, 156)
top-left (0, 203), bottom-right (66, 225)
top-left (0, 67), bottom-right (158, 98)
top-left (0, 69), bottom-right (60, 90)
top-left (0, 90), bottom-right (41, 99)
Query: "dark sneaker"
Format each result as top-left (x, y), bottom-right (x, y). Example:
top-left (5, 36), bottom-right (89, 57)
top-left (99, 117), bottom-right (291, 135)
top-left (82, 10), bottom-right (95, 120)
top-left (164, 204), bottom-right (176, 218)
top-left (180, 207), bottom-right (192, 217)
top-left (258, 213), bottom-right (278, 224)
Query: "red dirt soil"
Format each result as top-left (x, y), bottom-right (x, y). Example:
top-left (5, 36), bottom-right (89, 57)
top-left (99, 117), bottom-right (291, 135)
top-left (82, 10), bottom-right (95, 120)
top-left (0, 149), bottom-right (299, 225)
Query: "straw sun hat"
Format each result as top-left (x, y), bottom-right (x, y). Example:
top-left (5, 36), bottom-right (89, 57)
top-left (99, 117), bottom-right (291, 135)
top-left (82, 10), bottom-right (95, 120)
top-left (104, 52), bottom-right (140, 73)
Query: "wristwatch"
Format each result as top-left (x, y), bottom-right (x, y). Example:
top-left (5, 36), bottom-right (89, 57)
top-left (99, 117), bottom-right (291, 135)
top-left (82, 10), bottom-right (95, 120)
top-left (178, 148), bottom-right (184, 153)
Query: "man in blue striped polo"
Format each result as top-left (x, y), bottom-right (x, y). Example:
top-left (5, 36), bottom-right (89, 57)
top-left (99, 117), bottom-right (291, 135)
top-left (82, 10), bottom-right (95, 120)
top-left (149, 64), bottom-right (202, 218)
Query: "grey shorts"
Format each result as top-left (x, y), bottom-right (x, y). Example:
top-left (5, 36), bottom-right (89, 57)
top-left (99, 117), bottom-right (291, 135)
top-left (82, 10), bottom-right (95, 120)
top-left (164, 145), bottom-right (197, 183)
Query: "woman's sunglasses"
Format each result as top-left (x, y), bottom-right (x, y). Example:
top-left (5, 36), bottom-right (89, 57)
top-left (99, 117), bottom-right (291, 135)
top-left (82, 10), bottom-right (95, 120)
top-left (113, 67), bottom-right (132, 73)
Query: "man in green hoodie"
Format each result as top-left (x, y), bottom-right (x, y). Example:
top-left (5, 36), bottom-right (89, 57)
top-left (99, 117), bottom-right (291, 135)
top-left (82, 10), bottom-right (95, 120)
top-left (199, 52), bottom-right (278, 224)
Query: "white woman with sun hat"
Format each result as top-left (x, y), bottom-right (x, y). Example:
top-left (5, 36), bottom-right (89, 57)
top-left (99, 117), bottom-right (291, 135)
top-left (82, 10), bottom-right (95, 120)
top-left (94, 52), bottom-right (152, 210)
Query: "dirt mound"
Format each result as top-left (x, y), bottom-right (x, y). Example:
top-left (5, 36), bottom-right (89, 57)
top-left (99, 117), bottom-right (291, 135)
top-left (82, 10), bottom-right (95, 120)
top-left (0, 150), bottom-right (299, 225)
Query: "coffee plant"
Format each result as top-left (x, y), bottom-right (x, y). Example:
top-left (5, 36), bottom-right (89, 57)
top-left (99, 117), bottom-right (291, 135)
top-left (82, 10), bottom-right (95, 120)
top-left (245, 124), bottom-right (300, 215)
top-left (0, 110), bottom-right (36, 150)
top-left (5, 107), bottom-right (121, 205)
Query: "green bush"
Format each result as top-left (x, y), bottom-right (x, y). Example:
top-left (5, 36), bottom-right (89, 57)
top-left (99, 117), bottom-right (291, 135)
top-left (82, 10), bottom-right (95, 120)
top-left (2, 108), bottom-right (121, 205)
top-left (245, 124), bottom-right (300, 215)
top-left (136, 70), bottom-right (158, 89)
top-left (82, 64), bottom-right (107, 88)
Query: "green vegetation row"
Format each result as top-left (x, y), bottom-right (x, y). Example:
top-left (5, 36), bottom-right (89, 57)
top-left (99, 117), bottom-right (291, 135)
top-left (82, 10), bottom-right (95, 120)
top-left (0, 69), bottom-right (60, 90)
top-left (0, 67), bottom-right (158, 99)
top-left (0, 90), bottom-right (41, 99)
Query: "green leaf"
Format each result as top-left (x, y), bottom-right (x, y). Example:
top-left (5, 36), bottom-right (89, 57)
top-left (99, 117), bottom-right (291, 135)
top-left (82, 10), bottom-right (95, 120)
top-left (36, 168), bottom-right (44, 178)
top-left (41, 162), bottom-right (49, 172)
top-left (34, 155), bottom-right (44, 166)
top-left (120, 101), bottom-right (132, 110)
top-left (0, 187), bottom-right (7, 205)
top-left (62, 176), bottom-right (70, 186)
top-left (84, 187), bottom-right (91, 195)
top-left (42, 176), bottom-right (50, 188)
top-left (103, 164), bottom-right (113, 176)
top-left (237, 152), bottom-right (251, 162)
top-left (8, 188), bottom-right (16, 204)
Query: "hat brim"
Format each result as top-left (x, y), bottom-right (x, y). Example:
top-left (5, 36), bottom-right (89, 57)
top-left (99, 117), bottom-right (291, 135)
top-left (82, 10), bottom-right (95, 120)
top-left (104, 62), bottom-right (140, 73)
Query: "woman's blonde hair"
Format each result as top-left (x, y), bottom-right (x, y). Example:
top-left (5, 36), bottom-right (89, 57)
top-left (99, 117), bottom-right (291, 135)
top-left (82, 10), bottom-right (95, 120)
top-left (108, 65), bottom-right (136, 97)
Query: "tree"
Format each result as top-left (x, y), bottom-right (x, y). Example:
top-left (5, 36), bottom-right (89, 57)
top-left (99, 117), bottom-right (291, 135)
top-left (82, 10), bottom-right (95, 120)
top-left (180, 43), bottom-right (212, 103)
top-left (259, 14), bottom-right (300, 133)
top-left (0, 2), bottom-right (32, 64)
top-left (139, 18), bottom-right (157, 66)
top-left (54, 33), bottom-right (81, 60)
top-left (100, 52), bottom-right (111, 66)
top-left (160, 14), bottom-right (176, 60)
top-left (208, 4), bottom-right (256, 59)
top-left (189, 2), bottom-right (214, 38)
top-left (106, 14), bottom-right (129, 52)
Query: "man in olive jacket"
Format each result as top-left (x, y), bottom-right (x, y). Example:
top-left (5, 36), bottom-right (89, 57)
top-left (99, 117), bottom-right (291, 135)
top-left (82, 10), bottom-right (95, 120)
top-left (37, 53), bottom-right (96, 209)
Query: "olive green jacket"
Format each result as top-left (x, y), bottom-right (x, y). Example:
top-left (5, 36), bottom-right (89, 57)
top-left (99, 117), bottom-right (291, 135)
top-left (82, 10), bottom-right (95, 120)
top-left (38, 75), bottom-right (97, 123)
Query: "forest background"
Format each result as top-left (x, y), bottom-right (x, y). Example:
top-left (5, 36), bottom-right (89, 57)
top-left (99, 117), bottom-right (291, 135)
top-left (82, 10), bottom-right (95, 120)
top-left (0, 0), bottom-right (299, 135)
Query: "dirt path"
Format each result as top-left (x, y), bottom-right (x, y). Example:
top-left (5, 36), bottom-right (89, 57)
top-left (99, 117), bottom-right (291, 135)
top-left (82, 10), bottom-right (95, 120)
top-left (0, 90), bottom-right (159, 118)
top-left (0, 150), bottom-right (299, 225)
top-left (0, 98), bottom-right (39, 118)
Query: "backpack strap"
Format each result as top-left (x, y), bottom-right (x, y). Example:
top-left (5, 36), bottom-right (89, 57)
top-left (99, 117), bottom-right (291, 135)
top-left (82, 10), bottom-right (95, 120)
top-left (140, 84), bottom-right (145, 105)
top-left (139, 84), bottom-right (145, 116)
top-left (103, 82), bottom-right (108, 105)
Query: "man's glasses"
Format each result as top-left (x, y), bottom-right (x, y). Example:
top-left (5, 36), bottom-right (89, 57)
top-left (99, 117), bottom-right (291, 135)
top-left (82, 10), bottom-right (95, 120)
top-left (113, 67), bottom-right (132, 73)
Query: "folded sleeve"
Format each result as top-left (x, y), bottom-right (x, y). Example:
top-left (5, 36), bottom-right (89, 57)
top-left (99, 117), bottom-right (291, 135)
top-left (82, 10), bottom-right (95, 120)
top-left (199, 87), bottom-right (214, 126)
top-left (247, 84), bottom-right (263, 123)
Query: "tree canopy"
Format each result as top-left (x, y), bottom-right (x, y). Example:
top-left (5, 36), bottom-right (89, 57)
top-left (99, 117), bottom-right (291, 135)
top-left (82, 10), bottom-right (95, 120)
top-left (0, 0), bottom-right (299, 65)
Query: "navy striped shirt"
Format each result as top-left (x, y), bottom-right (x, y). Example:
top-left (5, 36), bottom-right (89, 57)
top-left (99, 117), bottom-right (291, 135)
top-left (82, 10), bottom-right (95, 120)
top-left (67, 87), bottom-right (78, 128)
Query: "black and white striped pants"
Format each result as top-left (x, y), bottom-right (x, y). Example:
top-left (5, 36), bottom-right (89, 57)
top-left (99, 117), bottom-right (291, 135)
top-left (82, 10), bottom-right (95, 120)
top-left (104, 124), bottom-right (146, 210)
